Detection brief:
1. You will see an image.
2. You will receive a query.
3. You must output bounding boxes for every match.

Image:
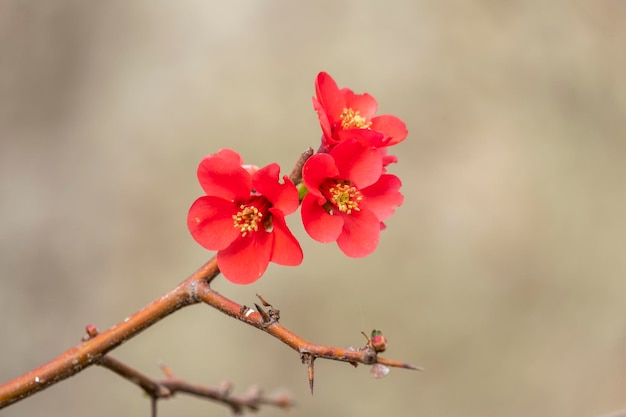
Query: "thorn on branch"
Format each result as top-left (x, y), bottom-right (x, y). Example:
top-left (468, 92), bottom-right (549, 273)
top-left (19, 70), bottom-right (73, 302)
top-left (256, 293), bottom-right (272, 307)
top-left (300, 352), bottom-right (315, 395)
top-left (157, 361), bottom-right (174, 379)
top-left (254, 303), bottom-right (271, 325)
top-left (254, 294), bottom-right (280, 326)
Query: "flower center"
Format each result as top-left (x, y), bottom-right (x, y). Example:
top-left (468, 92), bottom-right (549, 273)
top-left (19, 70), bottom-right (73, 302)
top-left (322, 180), bottom-right (362, 214)
top-left (340, 108), bottom-right (372, 130)
top-left (232, 197), bottom-right (271, 236)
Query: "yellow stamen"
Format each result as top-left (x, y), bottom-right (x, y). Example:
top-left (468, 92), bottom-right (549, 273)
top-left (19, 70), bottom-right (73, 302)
top-left (340, 108), bottom-right (372, 130)
top-left (329, 182), bottom-right (362, 214)
top-left (233, 205), bottom-right (263, 237)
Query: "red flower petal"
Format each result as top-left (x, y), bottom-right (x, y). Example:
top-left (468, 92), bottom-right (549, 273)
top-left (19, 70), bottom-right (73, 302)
top-left (197, 155), bottom-right (251, 201)
top-left (360, 174), bottom-right (404, 221)
top-left (302, 153), bottom-right (339, 198)
top-left (214, 148), bottom-right (244, 166)
top-left (331, 139), bottom-right (382, 189)
top-left (313, 96), bottom-right (333, 143)
top-left (217, 231), bottom-right (273, 284)
top-left (315, 72), bottom-right (345, 121)
top-left (269, 208), bottom-right (303, 266)
top-left (336, 129), bottom-right (387, 148)
top-left (301, 193), bottom-right (343, 243)
top-left (381, 150), bottom-right (398, 167)
top-left (370, 115), bottom-right (408, 146)
top-left (252, 164), bottom-right (299, 216)
top-left (343, 90), bottom-right (378, 120)
top-left (187, 196), bottom-right (240, 250)
top-left (336, 209), bottom-right (381, 258)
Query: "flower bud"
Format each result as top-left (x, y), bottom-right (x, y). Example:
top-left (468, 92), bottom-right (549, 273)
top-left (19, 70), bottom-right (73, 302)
top-left (370, 329), bottom-right (387, 353)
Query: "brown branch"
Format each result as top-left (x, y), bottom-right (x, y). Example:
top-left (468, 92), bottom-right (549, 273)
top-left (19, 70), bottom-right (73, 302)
top-left (99, 356), bottom-right (171, 398)
top-left (288, 147), bottom-right (314, 185)
top-left (0, 253), bottom-right (420, 410)
top-left (0, 257), bottom-right (219, 408)
top-left (98, 355), bottom-right (292, 414)
top-left (195, 283), bottom-right (422, 392)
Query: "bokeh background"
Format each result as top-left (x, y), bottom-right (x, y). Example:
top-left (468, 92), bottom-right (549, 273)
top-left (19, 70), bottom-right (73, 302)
top-left (1, 1), bottom-right (625, 416)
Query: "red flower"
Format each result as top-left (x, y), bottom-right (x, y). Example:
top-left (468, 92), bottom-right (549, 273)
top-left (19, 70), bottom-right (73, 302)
top-left (301, 138), bottom-right (403, 257)
top-left (313, 72), bottom-right (408, 152)
top-left (187, 149), bottom-right (303, 284)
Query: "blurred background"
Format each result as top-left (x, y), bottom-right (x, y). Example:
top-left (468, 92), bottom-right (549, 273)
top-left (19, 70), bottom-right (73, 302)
top-left (1, 1), bottom-right (625, 416)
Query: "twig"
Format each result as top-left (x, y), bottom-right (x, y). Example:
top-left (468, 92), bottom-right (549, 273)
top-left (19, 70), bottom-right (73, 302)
top-left (98, 355), bottom-right (292, 414)
top-left (98, 356), bottom-right (171, 398)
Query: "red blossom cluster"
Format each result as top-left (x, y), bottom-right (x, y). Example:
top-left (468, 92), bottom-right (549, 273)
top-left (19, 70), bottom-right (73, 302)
top-left (187, 72), bottom-right (407, 284)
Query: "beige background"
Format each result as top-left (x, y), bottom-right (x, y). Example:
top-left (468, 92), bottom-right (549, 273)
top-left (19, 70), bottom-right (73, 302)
top-left (1, 1), bottom-right (626, 416)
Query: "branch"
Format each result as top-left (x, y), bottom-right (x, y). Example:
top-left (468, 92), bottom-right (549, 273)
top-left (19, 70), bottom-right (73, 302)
top-left (98, 355), bottom-right (292, 414)
top-left (288, 147), bottom-right (314, 186)
top-left (195, 286), bottom-right (422, 392)
top-left (0, 257), bottom-right (219, 408)
top-left (0, 253), bottom-right (420, 408)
